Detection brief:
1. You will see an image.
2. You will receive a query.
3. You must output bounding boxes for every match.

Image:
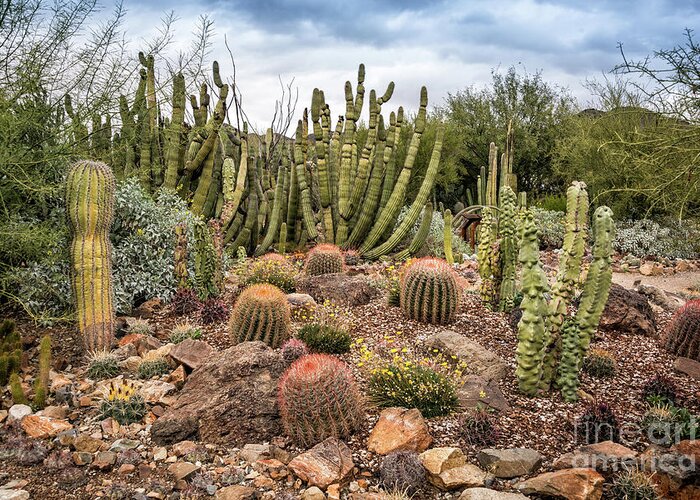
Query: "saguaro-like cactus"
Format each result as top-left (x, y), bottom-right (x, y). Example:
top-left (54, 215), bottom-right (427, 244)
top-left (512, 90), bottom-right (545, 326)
top-left (66, 160), bottom-right (116, 353)
top-left (278, 353), bottom-right (364, 447)
top-left (230, 284), bottom-right (290, 348)
top-left (400, 257), bottom-right (459, 325)
top-left (304, 243), bottom-right (344, 276)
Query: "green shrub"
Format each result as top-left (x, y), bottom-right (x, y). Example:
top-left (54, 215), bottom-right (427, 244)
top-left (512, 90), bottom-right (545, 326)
top-left (642, 374), bottom-right (678, 405)
top-left (641, 403), bottom-right (698, 444)
top-left (582, 349), bottom-right (616, 378)
top-left (535, 194), bottom-right (567, 212)
top-left (297, 323), bottom-right (352, 354)
top-left (531, 208), bottom-right (565, 249)
top-left (614, 218), bottom-right (700, 259)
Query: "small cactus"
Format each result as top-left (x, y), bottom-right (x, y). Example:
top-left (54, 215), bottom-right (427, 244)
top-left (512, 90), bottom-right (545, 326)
top-left (665, 298), bottom-right (700, 361)
top-left (0, 319), bottom-right (22, 386)
top-left (138, 358), bottom-right (171, 379)
top-left (399, 257), bottom-right (459, 325)
top-left (230, 284), bottom-right (290, 348)
top-left (99, 380), bottom-right (147, 425)
top-left (280, 338), bottom-right (308, 364)
top-left (304, 243), bottom-right (344, 276)
top-left (278, 354), bottom-right (364, 447)
top-left (32, 335), bottom-right (51, 409)
top-left (344, 249), bottom-right (361, 266)
top-left (379, 451), bottom-right (426, 495)
top-left (86, 350), bottom-right (120, 380)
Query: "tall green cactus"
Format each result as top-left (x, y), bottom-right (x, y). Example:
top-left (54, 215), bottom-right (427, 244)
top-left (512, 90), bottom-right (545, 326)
top-left (0, 320), bottom-right (21, 386)
top-left (443, 209), bottom-right (454, 265)
top-left (497, 186), bottom-right (517, 311)
top-left (394, 203), bottom-right (433, 261)
top-left (66, 160), bottom-right (115, 353)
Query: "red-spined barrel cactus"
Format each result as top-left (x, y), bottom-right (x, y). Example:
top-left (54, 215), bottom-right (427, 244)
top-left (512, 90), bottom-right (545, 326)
top-left (665, 299), bottom-right (700, 361)
top-left (230, 284), bottom-right (290, 348)
top-left (278, 354), bottom-right (364, 447)
top-left (400, 257), bottom-right (459, 325)
top-left (304, 243), bottom-right (344, 276)
top-left (66, 160), bottom-right (116, 353)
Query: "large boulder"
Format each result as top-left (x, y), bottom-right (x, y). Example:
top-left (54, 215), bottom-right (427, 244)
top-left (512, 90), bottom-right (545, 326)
top-left (600, 284), bottom-right (657, 337)
top-left (477, 448), bottom-right (543, 478)
top-left (151, 341), bottom-right (285, 446)
top-left (515, 468), bottom-right (604, 500)
top-left (366, 407), bottom-right (432, 455)
top-left (425, 330), bottom-right (507, 382)
top-left (297, 273), bottom-right (379, 307)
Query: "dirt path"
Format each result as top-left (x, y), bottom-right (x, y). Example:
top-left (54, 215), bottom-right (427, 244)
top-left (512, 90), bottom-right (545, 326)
top-left (612, 269), bottom-right (700, 295)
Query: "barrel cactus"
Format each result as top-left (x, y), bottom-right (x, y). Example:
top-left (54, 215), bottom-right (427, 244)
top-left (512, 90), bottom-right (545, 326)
top-left (665, 299), bottom-right (700, 361)
top-left (229, 284), bottom-right (290, 348)
top-left (304, 243), bottom-right (344, 276)
top-left (66, 160), bottom-right (116, 353)
top-left (400, 257), bottom-right (459, 325)
top-left (379, 451), bottom-right (426, 494)
top-left (278, 353), bottom-right (364, 447)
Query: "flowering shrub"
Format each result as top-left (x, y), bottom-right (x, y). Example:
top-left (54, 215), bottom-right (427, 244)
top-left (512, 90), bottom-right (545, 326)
top-left (614, 218), bottom-right (700, 259)
top-left (239, 254), bottom-right (298, 293)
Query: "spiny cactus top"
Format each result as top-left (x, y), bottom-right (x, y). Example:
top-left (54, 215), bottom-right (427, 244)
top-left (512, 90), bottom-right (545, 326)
top-left (665, 299), bottom-right (700, 361)
top-left (304, 243), bottom-right (345, 276)
top-left (400, 257), bottom-right (459, 325)
top-left (230, 283), bottom-right (290, 348)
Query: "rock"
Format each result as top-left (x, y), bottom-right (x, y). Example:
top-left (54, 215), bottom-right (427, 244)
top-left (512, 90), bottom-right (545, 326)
top-left (118, 463), bottom-right (136, 474)
top-left (39, 405), bottom-right (67, 419)
top-left (215, 486), bottom-right (257, 500)
top-left (73, 435), bottom-right (104, 453)
top-left (153, 447), bottom-right (167, 461)
top-left (169, 339), bottom-right (215, 372)
top-left (297, 274), bottom-right (379, 307)
top-left (136, 335), bottom-right (162, 356)
top-left (72, 451), bottom-right (93, 466)
top-left (326, 484), bottom-right (340, 500)
top-left (112, 342), bottom-right (138, 361)
top-left (425, 330), bottom-right (507, 382)
top-left (477, 448), bottom-right (543, 478)
top-left (0, 410), bottom-right (7, 423)
top-left (172, 440), bottom-right (198, 457)
top-left (168, 461), bottom-right (200, 481)
top-left (120, 356), bottom-right (143, 372)
top-left (674, 357), bottom-right (700, 380)
top-left (168, 365), bottom-right (187, 388)
top-left (458, 376), bottom-right (511, 412)
top-left (515, 468), bottom-right (604, 500)
top-left (287, 293), bottom-right (317, 312)
top-left (600, 284), bottom-right (657, 337)
top-left (0, 490), bottom-right (29, 500)
top-left (671, 439), bottom-right (700, 463)
top-left (419, 447), bottom-right (488, 490)
top-left (8, 404), bottom-right (32, 422)
top-left (640, 261), bottom-right (664, 276)
top-left (151, 342), bottom-right (284, 446)
top-left (240, 443), bottom-right (271, 463)
top-left (109, 438), bottom-right (140, 452)
top-left (366, 407), bottom-right (432, 455)
top-left (637, 284), bottom-right (684, 312)
top-left (553, 441), bottom-right (638, 473)
top-left (133, 297), bottom-right (163, 318)
top-left (140, 380), bottom-right (177, 404)
top-left (21, 415), bottom-right (72, 439)
top-left (459, 488), bottom-right (528, 500)
top-left (301, 486), bottom-right (326, 500)
top-left (92, 451), bottom-right (117, 471)
top-left (288, 438), bottom-right (354, 490)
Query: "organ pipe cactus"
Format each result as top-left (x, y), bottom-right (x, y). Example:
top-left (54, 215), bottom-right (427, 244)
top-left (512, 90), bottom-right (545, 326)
top-left (443, 208), bottom-right (454, 265)
top-left (66, 160), bottom-right (116, 353)
top-left (400, 257), bottom-right (459, 325)
top-left (394, 203), bottom-right (433, 261)
top-left (230, 284), bottom-right (290, 348)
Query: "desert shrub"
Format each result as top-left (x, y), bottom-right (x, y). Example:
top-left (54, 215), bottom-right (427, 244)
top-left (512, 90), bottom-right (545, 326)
top-left (575, 401), bottom-right (620, 444)
top-left (170, 288), bottom-right (202, 315)
top-left (138, 359), bottom-right (170, 379)
top-left (614, 219), bottom-right (700, 259)
top-left (169, 322), bottom-right (202, 344)
top-left (609, 468), bottom-right (659, 500)
top-left (239, 255), bottom-right (297, 293)
top-left (642, 374), bottom-right (678, 405)
top-left (531, 207), bottom-right (565, 249)
top-left (297, 323), bottom-right (352, 354)
top-left (99, 380), bottom-right (147, 425)
top-left (582, 349), bottom-right (617, 378)
top-left (86, 351), bottom-right (120, 380)
top-left (379, 451), bottom-right (426, 495)
top-left (200, 298), bottom-right (229, 325)
top-left (127, 318), bottom-right (153, 336)
top-left (458, 405), bottom-right (501, 446)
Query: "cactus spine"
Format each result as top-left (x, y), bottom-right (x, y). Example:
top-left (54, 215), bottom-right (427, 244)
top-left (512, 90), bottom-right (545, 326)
top-left (229, 284), bottom-right (290, 348)
top-left (66, 160), bottom-right (115, 353)
top-left (400, 257), bottom-right (459, 325)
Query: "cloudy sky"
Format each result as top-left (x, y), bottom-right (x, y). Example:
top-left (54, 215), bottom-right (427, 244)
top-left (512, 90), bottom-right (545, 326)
top-left (121, 0), bottom-right (699, 128)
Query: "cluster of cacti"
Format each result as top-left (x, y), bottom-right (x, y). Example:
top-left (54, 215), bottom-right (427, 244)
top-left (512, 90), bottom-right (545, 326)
top-left (278, 353), bottom-right (364, 447)
top-left (399, 257), bottom-right (459, 325)
top-left (67, 59), bottom-right (443, 260)
top-left (169, 321), bottom-right (203, 344)
top-left (99, 380), bottom-right (147, 425)
top-left (379, 451), bottom-right (426, 494)
top-left (65, 160), bottom-right (116, 354)
top-left (10, 335), bottom-right (51, 409)
top-left (304, 243), bottom-right (345, 275)
top-left (664, 299), bottom-right (700, 361)
top-left (194, 221), bottom-right (224, 300)
top-left (515, 182), bottom-right (615, 401)
top-left (0, 319), bottom-right (21, 386)
top-left (229, 284), bottom-right (290, 347)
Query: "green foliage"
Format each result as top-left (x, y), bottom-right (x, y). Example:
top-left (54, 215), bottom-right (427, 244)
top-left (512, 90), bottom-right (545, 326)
top-left (609, 468), bottom-right (659, 500)
top-left (641, 374), bottom-right (678, 406)
top-left (0, 319), bottom-right (22, 386)
top-left (297, 324), bottom-right (352, 354)
top-left (458, 405), bottom-right (501, 446)
top-left (10, 372), bottom-right (29, 405)
top-left (138, 359), bottom-right (171, 379)
top-left (229, 284), bottom-right (290, 348)
top-left (641, 403), bottom-right (698, 444)
top-left (87, 351), bottom-right (120, 380)
top-left (367, 362), bottom-right (459, 418)
top-left (240, 254), bottom-right (298, 293)
top-left (614, 219), bottom-right (700, 259)
top-left (582, 349), bottom-right (616, 378)
top-left (278, 354), bottom-right (364, 447)
top-left (531, 208), bottom-right (565, 249)
top-left (535, 194), bottom-right (567, 212)
top-left (169, 322), bottom-right (202, 344)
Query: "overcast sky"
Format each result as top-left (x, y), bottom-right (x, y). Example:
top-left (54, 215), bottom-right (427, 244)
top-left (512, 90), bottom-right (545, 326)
top-left (121, 0), bottom-right (699, 128)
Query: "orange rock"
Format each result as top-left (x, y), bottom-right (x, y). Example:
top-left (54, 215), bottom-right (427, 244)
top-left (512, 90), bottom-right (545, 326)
top-left (367, 407), bottom-right (432, 455)
top-left (21, 415), bottom-right (72, 439)
top-left (515, 468), bottom-right (604, 500)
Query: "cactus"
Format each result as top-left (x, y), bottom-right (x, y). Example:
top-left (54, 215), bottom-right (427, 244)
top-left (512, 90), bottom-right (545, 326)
top-left (230, 284), bottom-right (290, 348)
top-left (665, 299), bottom-right (700, 361)
top-left (515, 213), bottom-right (549, 397)
top-left (0, 319), bottom-right (21, 386)
top-left (194, 222), bottom-right (220, 300)
top-left (10, 372), bottom-right (29, 405)
top-left (99, 380), bottom-right (147, 425)
top-left (443, 208), bottom-right (454, 265)
top-left (281, 338), bottom-right (309, 364)
top-left (278, 222), bottom-right (287, 253)
top-left (66, 160), bottom-right (116, 354)
top-left (278, 353), bottom-right (364, 447)
top-left (32, 335), bottom-right (51, 409)
top-left (379, 451), bottom-right (426, 495)
top-left (304, 243), bottom-right (344, 276)
top-left (400, 257), bottom-right (459, 325)
top-left (174, 222), bottom-right (189, 289)
top-left (394, 203), bottom-right (433, 261)
top-left (556, 319), bottom-right (582, 402)
top-left (497, 186), bottom-right (517, 311)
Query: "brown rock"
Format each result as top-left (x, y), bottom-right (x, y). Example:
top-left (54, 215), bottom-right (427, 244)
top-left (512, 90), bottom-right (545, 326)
top-left (140, 380), bottom-right (177, 404)
top-left (425, 331), bottom-right (507, 382)
top-left (674, 357), bottom-right (700, 380)
top-left (326, 483), bottom-right (340, 500)
top-left (136, 335), bottom-right (162, 356)
top-left (21, 415), bottom-right (72, 439)
top-left (118, 463), bottom-right (136, 475)
top-left (240, 443), bottom-right (271, 463)
top-left (515, 468), bottom-right (604, 500)
top-left (133, 297), bottom-right (163, 318)
top-left (553, 441), bottom-right (638, 473)
top-left (72, 451), bottom-right (93, 466)
top-left (172, 440), bottom-right (198, 457)
top-left (39, 405), bottom-right (67, 419)
top-left (297, 274), bottom-right (379, 307)
top-left (286, 293), bottom-right (317, 312)
top-left (671, 440), bottom-right (700, 463)
top-left (79, 396), bottom-right (93, 407)
top-left (458, 376), bottom-right (511, 412)
top-left (600, 284), bottom-right (657, 336)
top-left (119, 333), bottom-right (144, 347)
top-left (215, 486), bottom-right (257, 500)
top-left (640, 261), bottom-right (664, 276)
top-left (366, 407), bottom-right (432, 455)
top-left (151, 342), bottom-right (284, 446)
top-left (477, 448), bottom-right (543, 478)
top-left (73, 434), bottom-right (104, 453)
top-left (168, 365), bottom-right (187, 388)
top-left (459, 489), bottom-right (528, 499)
top-left (92, 451), bottom-right (117, 471)
top-left (288, 438), bottom-right (354, 490)
top-left (167, 461), bottom-right (200, 481)
top-left (169, 339), bottom-right (215, 371)
top-left (420, 447), bottom-right (488, 490)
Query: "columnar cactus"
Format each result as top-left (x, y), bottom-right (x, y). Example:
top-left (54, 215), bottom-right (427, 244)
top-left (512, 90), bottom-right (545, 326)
top-left (278, 354), bottom-right (364, 447)
top-left (229, 284), bottom-right (290, 348)
top-left (304, 243), bottom-right (344, 276)
top-left (66, 160), bottom-right (115, 353)
top-left (394, 203), bottom-right (433, 261)
top-left (515, 213), bottom-right (549, 397)
top-left (556, 319), bottom-right (582, 403)
top-left (443, 208), bottom-right (454, 265)
top-left (400, 257), bottom-right (459, 325)
top-left (497, 186), bottom-right (517, 311)
top-left (665, 299), bottom-right (700, 361)
top-left (0, 319), bottom-right (21, 386)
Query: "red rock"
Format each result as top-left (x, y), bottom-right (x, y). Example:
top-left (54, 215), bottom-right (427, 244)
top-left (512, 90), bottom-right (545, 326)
top-left (515, 468), bottom-right (604, 500)
top-left (288, 438), bottom-right (354, 490)
top-left (674, 357), bottom-right (700, 380)
top-left (366, 407), bottom-right (432, 455)
top-left (553, 441), bottom-right (637, 473)
top-left (119, 333), bottom-right (144, 347)
top-left (21, 415), bottom-right (72, 439)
